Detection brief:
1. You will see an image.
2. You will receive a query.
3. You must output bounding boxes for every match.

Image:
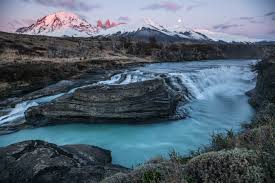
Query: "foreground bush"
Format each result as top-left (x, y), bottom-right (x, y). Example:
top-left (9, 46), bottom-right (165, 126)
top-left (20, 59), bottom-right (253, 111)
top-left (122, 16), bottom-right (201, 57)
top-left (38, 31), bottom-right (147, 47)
top-left (184, 148), bottom-right (266, 183)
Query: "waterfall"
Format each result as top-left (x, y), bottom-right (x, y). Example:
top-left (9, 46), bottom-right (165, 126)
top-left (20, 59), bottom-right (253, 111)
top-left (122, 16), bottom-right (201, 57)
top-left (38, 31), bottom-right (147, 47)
top-left (0, 93), bottom-right (63, 125)
top-left (0, 60), bottom-right (256, 125)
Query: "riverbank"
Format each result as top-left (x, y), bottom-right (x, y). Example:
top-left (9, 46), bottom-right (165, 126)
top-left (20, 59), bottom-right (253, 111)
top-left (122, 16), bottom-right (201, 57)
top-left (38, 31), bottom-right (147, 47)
top-left (1, 31), bottom-right (272, 100)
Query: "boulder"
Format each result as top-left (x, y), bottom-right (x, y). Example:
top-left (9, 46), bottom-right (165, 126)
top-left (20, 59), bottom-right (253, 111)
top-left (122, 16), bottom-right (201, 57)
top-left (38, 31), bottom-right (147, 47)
top-left (25, 78), bottom-right (183, 126)
top-left (0, 140), bottom-right (129, 183)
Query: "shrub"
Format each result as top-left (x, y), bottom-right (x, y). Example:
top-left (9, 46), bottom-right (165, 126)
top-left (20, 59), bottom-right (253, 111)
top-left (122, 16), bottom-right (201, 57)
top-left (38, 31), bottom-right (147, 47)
top-left (169, 149), bottom-right (190, 165)
top-left (184, 148), bottom-right (266, 183)
top-left (142, 170), bottom-right (161, 183)
top-left (209, 129), bottom-right (237, 151)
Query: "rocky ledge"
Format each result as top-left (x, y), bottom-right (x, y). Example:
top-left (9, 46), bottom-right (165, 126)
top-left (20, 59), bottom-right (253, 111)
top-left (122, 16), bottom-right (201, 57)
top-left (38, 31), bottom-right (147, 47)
top-left (25, 78), bottom-right (183, 126)
top-left (0, 140), bottom-right (129, 183)
top-left (247, 52), bottom-right (275, 108)
top-left (245, 52), bottom-right (275, 129)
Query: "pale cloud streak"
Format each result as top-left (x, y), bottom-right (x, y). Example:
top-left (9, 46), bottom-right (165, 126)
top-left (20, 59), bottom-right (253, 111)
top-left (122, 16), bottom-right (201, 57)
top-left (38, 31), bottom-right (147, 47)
top-left (23, 0), bottom-right (101, 12)
top-left (141, 1), bottom-right (182, 11)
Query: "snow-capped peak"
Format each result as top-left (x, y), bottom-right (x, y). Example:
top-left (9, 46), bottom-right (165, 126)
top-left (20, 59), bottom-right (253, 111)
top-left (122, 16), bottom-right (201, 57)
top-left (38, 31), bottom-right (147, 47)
top-left (95, 17), bottom-right (210, 41)
top-left (143, 18), bottom-right (165, 30)
top-left (16, 11), bottom-right (98, 37)
top-left (42, 11), bottom-right (79, 25)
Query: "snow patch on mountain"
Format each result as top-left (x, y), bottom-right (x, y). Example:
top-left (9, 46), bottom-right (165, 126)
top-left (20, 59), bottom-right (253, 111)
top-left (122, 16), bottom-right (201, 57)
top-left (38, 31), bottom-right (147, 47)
top-left (95, 18), bottom-right (210, 41)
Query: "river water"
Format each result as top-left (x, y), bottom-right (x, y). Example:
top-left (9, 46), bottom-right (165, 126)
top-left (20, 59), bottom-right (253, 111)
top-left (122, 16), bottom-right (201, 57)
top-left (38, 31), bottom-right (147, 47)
top-left (0, 59), bottom-right (257, 167)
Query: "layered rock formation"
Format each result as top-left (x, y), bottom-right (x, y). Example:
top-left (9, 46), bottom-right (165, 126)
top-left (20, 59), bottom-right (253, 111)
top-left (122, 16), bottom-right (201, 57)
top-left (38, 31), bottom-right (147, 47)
top-left (25, 78), bottom-right (182, 126)
top-left (0, 140), bottom-right (129, 183)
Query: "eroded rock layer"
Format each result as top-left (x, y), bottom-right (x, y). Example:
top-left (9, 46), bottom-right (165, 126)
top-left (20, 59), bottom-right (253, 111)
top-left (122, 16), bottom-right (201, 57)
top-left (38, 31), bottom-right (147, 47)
top-left (25, 78), bottom-right (183, 126)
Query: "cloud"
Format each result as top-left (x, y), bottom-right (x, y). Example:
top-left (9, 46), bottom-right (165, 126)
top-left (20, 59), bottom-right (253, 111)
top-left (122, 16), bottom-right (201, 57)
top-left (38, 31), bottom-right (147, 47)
top-left (186, 5), bottom-right (199, 11)
top-left (239, 17), bottom-right (254, 20)
top-left (269, 30), bottom-right (275, 34)
top-left (141, 1), bottom-right (182, 11)
top-left (23, 0), bottom-right (100, 12)
top-left (264, 11), bottom-right (275, 16)
top-left (213, 23), bottom-right (243, 30)
top-left (7, 22), bottom-right (17, 30)
top-left (4, 19), bottom-right (35, 31)
top-left (264, 11), bottom-right (275, 21)
top-left (21, 18), bottom-right (36, 25)
top-left (118, 16), bottom-right (130, 22)
top-left (249, 20), bottom-right (264, 24)
top-left (185, 1), bottom-right (207, 12)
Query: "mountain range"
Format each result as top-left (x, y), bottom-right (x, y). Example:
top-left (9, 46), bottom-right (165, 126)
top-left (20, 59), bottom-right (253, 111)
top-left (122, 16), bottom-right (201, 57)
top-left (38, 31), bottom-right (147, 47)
top-left (16, 11), bottom-right (260, 43)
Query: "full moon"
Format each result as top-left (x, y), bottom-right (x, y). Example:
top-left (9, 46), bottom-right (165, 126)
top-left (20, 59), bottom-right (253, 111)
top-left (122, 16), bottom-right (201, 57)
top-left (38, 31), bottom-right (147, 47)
top-left (177, 19), bottom-right (182, 23)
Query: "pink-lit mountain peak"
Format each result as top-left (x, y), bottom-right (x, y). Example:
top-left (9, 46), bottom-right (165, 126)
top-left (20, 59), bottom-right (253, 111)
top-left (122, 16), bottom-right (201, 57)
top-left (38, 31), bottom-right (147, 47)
top-left (40, 11), bottom-right (80, 25)
top-left (97, 19), bottom-right (125, 29)
top-left (16, 11), bottom-right (95, 36)
top-left (16, 11), bottom-right (125, 37)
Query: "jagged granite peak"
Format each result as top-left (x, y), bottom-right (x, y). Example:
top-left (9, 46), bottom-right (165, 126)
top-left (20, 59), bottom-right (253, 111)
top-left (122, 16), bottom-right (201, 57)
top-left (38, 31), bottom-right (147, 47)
top-left (97, 19), bottom-right (125, 29)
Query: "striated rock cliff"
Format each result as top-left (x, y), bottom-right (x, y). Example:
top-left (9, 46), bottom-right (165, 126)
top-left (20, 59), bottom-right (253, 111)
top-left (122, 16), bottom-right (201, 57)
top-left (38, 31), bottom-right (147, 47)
top-left (25, 78), bottom-right (183, 126)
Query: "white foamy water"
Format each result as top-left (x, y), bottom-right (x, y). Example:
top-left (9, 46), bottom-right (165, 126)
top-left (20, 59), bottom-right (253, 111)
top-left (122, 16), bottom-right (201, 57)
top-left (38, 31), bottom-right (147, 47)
top-left (0, 93), bottom-right (63, 125)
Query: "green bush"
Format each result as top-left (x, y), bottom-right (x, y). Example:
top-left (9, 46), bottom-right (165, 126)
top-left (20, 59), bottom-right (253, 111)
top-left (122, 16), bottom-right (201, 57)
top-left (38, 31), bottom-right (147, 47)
top-left (169, 149), bottom-right (190, 164)
top-left (210, 129), bottom-right (236, 151)
top-left (142, 170), bottom-right (161, 183)
top-left (184, 148), bottom-right (266, 183)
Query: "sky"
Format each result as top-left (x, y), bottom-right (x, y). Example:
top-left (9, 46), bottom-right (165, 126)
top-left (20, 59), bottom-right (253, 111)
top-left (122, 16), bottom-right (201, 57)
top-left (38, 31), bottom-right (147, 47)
top-left (0, 0), bottom-right (275, 40)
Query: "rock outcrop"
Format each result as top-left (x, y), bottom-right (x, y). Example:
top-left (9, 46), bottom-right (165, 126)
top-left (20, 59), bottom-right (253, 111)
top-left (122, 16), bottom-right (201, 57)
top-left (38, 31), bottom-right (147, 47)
top-left (25, 78), bottom-right (182, 126)
top-left (246, 52), bottom-right (275, 131)
top-left (0, 140), bottom-right (129, 183)
top-left (248, 52), bottom-right (275, 108)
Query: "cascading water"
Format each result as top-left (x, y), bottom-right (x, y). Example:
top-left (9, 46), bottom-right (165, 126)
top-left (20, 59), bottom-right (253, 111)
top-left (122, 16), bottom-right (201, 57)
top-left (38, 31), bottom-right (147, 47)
top-left (0, 93), bottom-right (64, 125)
top-left (0, 59), bottom-right (257, 167)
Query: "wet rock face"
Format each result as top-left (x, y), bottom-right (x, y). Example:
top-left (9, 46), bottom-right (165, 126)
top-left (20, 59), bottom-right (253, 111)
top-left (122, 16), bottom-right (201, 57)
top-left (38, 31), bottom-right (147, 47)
top-left (0, 140), bottom-right (129, 183)
top-left (25, 78), bottom-right (183, 126)
top-left (249, 53), bottom-right (275, 107)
